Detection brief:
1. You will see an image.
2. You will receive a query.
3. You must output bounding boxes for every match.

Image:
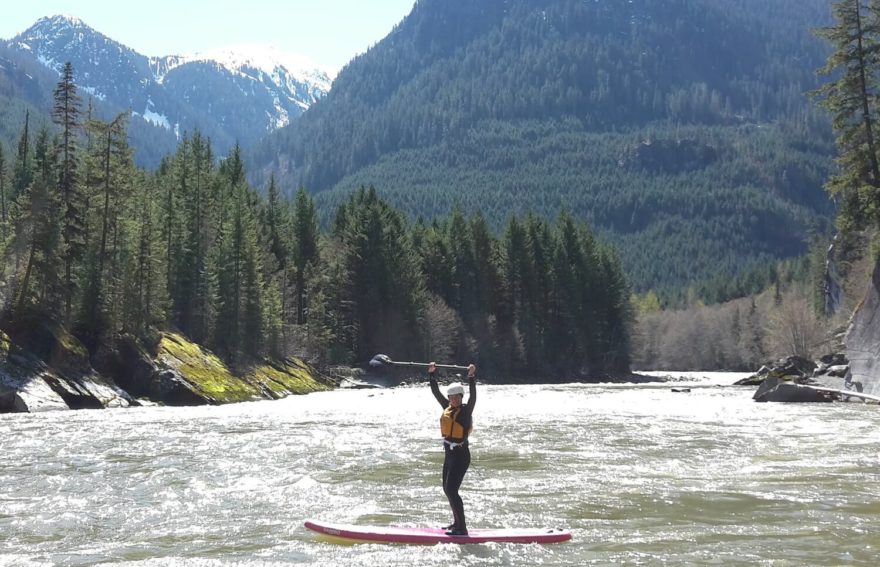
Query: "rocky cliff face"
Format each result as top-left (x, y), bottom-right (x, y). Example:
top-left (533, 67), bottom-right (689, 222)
top-left (845, 259), bottom-right (880, 397)
top-left (744, 258), bottom-right (880, 403)
top-left (0, 327), bottom-right (133, 412)
top-left (0, 325), bottom-right (331, 413)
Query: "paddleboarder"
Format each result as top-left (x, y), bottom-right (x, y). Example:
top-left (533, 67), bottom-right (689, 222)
top-left (428, 361), bottom-right (477, 536)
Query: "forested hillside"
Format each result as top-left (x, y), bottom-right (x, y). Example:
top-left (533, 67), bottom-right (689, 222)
top-left (0, 45), bottom-right (53, 158)
top-left (0, 67), bottom-right (633, 379)
top-left (0, 43), bottom-right (177, 168)
top-left (250, 0), bottom-right (836, 292)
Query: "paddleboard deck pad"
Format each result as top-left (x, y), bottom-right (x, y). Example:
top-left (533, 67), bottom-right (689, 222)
top-left (304, 519), bottom-right (572, 544)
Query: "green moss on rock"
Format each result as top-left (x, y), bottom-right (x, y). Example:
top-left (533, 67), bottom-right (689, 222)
top-left (57, 327), bottom-right (88, 360)
top-left (158, 333), bottom-right (261, 403)
top-left (246, 358), bottom-right (331, 397)
top-left (0, 331), bottom-right (10, 359)
top-left (156, 332), bottom-right (329, 404)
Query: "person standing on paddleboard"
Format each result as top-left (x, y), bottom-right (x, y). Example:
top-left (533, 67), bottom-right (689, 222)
top-left (428, 361), bottom-right (477, 536)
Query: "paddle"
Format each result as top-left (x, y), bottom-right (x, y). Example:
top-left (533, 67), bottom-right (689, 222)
top-left (369, 353), bottom-right (469, 371)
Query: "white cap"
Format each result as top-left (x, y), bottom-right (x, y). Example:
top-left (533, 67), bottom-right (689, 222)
top-left (446, 383), bottom-right (465, 396)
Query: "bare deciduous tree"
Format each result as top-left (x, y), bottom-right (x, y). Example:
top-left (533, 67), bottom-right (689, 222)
top-left (766, 289), bottom-right (826, 360)
top-left (422, 294), bottom-right (462, 363)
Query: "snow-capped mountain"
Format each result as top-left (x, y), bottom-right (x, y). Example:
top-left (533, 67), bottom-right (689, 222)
top-left (151, 45), bottom-right (332, 129)
top-left (5, 14), bottom-right (332, 156)
top-left (152, 45), bottom-right (332, 97)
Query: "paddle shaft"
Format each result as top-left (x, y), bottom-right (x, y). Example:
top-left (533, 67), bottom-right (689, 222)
top-left (388, 360), bottom-right (469, 371)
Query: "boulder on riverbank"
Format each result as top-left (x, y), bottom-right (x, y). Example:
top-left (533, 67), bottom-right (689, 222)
top-left (739, 258), bottom-right (880, 404)
top-left (753, 376), bottom-right (834, 403)
top-left (734, 355), bottom-right (816, 386)
top-left (0, 324), bottom-right (134, 413)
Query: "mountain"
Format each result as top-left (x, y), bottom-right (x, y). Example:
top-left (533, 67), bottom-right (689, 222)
top-left (248, 0), bottom-right (837, 293)
top-left (3, 15), bottom-right (332, 165)
top-left (0, 40), bottom-right (75, 167)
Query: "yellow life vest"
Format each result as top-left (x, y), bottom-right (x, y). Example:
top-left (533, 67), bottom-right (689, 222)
top-left (440, 406), bottom-right (472, 439)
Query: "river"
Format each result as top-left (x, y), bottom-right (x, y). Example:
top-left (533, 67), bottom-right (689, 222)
top-left (2, 373), bottom-right (879, 566)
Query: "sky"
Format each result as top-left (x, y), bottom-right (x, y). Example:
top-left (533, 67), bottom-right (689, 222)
top-left (0, 0), bottom-right (416, 74)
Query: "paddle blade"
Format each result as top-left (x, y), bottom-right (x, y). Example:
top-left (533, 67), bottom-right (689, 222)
top-left (370, 354), bottom-right (392, 367)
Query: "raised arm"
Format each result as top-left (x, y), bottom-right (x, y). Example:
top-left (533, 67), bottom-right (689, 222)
top-left (465, 363), bottom-right (476, 413)
top-left (428, 362), bottom-right (448, 407)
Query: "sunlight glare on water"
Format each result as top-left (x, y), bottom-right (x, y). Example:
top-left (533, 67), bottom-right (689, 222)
top-left (2, 374), bottom-right (880, 566)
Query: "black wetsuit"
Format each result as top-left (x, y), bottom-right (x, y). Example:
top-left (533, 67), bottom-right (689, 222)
top-left (430, 374), bottom-right (476, 533)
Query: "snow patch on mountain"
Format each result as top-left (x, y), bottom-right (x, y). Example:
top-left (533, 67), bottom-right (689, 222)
top-left (79, 84), bottom-right (106, 101)
top-left (152, 44), bottom-right (333, 92)
top-left (142, 100), bottom-right (170, 130)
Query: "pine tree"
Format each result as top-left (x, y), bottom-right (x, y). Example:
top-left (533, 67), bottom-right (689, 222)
top-left (521, 214), bottom-right (552, 372)
top-left (52, 62), bottom-right (84, 321)
top-left (262, 175), bottom-right (292, 345)
top-left (12, 128), bottom-right (62, 318)
top-left (292, 187), bottom-right (318, 325)
top-left (81, 98), bottom-right (98, 246)
top-left (335, 187), bottom-right (425, 361)
top-left (814, 0), bottom-right (880, 226)
top-left (0, 143), bottom-right (7, 240)
top-left (547, 212), bottom-right (588, 375)
top-left (212, 147), bottom-right (267, 359)
top-left (170, 134), bottom-right (192, 331)
top-left (263, 277), bottom-right (284, 357)
top-left (160, 137), bottom-right (186, 324)
top-left (77, 113), bottom-right (132, 342)
top-left (241, 199), bottom-right (265, 357)
top-left (10, 110), bottom-right (32, 201)
top-left (174, 131), bottom-right (215, 341)
top-left (265, 175), bottom-right (290, 270)
top-left (128, 173), bottom-right (168, 334)
top-left (469, 211), bottom-right (509, 370)
top-left (594, 244), bottom-right (633, 373)
top-left (416, 218), bottom-right (455, 303)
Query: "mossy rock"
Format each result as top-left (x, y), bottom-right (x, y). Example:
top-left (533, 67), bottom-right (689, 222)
top-left (3, 316), bottom-right (91, 376)
top-left (157, 333), bottom-right (262, 404)
top-left (734, 374), bottom-right (764, 386)
top-left (0, 331), bottom-right (11, 359)
top-left (245, 358), bottom-right (331, 397)
top-left (765, 369), bottom-right (800, 380)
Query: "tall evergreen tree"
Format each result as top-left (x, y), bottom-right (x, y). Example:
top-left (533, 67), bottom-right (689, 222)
top-left (547, 212), bottom-right (589, 375)
top-left (117, 170), bottom-right (166, 336)
top-left (12, 128), bottom-right (62, 318)
top-left (292, 187), bottom-right (318, 325)
top-left (261, 175), bottom-right (291, 346)
top-left (212, 147), bottom-right (267, 359)
top-left (76, 112), bottom-right (134, 342)
top-left (264, 175), bottom-right (290, 271)
top-left (10, 110), bottom-right (32, 201)
top-left (447, 206), bottom-right (478, 320)
top-left (815, 0), bottom-right (880, 227)
top-left (334, 187), bottom-right (425, 361)
top-left (173, 131), bottom-right (215, 341)
top-left (81, 99), bottom-right (99, 246)
top-left (240, 197), bottom-right (265, 357)
top-left (0, 143), bottom-right (7, 240)
top-left (593, 244), bottom-right (633, 373)
top-left (159, 137), bottom-right (186, 321)
top-left (52, 62), bottom-right (84, 321)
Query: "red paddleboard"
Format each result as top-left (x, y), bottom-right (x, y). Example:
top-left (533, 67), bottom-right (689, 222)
top-left (304, 519), bottom-right (572, 545)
